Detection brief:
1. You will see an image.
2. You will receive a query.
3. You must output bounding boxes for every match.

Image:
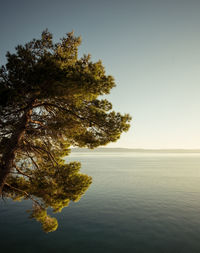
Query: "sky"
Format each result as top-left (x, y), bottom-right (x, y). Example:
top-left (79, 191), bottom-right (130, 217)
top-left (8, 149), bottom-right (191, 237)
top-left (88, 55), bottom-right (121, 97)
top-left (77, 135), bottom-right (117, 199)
top-left (1, 0), bottom-right (200, 149)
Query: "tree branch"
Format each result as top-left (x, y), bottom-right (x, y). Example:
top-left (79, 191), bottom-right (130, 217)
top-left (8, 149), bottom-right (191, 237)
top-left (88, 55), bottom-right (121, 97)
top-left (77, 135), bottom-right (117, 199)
top-left (28, 144), bottom-right (58, 166)
top-left (25, 150), bottom-right (40, 170)
top-left (30, 120), bottom-right (45, 127)
top-left (14, 165), bottom-right (32, 179)
top-left (4, 183), bottom-right (44, 209)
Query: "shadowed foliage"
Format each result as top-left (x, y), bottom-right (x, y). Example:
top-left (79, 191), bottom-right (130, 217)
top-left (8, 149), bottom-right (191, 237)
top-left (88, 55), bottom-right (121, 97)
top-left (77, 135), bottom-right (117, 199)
top-left (0, 30), bottom-right (131, 232)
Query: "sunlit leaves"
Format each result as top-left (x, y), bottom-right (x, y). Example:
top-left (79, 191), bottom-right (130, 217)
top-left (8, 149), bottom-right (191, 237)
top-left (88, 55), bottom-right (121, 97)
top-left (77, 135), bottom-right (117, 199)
top-left (30, 206), bottom-right (58, 233)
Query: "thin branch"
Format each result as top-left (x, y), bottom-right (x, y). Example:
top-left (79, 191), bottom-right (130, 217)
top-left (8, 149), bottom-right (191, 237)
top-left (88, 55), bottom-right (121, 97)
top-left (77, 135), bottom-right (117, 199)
top-left (28, 144), bottom-right (58, 166)
top-left (33, 102), bottom-right (84, 121)
top-left (30, 120), bottom-right (45, 127)
top-left (26, 150), bottom-right (40, 170)
top-left (14, 165), bottom-right (32, 179)
top-left (4, 183), bottom-right (44, 209)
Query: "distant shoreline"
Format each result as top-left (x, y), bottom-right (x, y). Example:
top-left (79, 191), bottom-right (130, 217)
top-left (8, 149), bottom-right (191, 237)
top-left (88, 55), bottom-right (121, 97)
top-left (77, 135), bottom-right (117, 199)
top-left (71, 148), bottom-right (200, 153)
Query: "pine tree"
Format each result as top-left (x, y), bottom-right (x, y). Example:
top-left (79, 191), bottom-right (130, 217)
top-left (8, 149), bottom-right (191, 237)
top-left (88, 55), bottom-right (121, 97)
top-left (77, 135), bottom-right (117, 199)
top-left (0, 30), bottom-right (131, 232)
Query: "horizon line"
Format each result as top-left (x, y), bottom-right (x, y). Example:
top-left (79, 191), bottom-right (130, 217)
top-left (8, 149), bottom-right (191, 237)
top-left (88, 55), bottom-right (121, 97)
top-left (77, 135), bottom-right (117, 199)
top-left (72, 147), bottom-right (200, 149)
top-left (71, 147), bottom-right (200, 151)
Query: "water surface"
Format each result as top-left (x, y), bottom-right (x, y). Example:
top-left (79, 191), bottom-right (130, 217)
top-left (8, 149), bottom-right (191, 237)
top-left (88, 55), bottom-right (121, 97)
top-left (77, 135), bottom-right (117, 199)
top-left (1, 152), bottom-right (200, 252)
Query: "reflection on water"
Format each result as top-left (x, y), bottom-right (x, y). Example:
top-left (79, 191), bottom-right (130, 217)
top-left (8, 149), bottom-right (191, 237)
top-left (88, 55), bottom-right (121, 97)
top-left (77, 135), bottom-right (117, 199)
top-left (1, 152), bottom-right (200, 252)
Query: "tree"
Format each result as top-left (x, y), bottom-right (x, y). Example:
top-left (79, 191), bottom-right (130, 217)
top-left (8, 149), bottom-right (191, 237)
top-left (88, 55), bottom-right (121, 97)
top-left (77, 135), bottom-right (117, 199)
top-left (0, 30), bottom-right (131, 232)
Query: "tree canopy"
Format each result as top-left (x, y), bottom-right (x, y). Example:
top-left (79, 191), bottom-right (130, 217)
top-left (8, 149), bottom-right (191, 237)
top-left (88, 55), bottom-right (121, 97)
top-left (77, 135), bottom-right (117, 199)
top-left (0, 30), bottom-right (131, 232)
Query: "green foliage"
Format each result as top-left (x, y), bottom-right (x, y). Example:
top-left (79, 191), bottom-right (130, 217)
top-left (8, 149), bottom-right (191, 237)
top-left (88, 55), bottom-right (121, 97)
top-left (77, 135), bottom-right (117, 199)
top-left (0, 30), bottom-right (131, 232)
top-left (30, 206), bottom-right (58, 233)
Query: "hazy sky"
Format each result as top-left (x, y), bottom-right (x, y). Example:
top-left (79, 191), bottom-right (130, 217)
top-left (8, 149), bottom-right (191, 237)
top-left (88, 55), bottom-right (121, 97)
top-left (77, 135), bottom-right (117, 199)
top-left (1, 0), bottom-right (200, 149)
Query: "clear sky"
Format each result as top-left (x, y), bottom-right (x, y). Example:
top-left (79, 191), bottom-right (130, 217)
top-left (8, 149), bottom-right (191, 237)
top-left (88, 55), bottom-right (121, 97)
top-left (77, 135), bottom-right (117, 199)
top-left (1, 0), bottom-right (200, 149)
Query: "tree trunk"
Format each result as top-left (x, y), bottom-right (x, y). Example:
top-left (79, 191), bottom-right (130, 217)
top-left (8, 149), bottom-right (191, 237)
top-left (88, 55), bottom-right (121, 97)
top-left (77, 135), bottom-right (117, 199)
top-left (0, 103), bottom-right (34, 194)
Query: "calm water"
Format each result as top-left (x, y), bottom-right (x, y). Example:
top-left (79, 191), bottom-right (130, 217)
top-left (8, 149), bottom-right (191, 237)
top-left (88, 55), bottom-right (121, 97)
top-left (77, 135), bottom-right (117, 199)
top-left (1, 152), bottom-right (200, 253)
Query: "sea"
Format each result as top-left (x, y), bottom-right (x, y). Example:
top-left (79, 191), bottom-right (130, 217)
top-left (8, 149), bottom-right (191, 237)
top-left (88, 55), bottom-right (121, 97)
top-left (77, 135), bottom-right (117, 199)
top-left (1, 150), bottom-right (200, 253)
